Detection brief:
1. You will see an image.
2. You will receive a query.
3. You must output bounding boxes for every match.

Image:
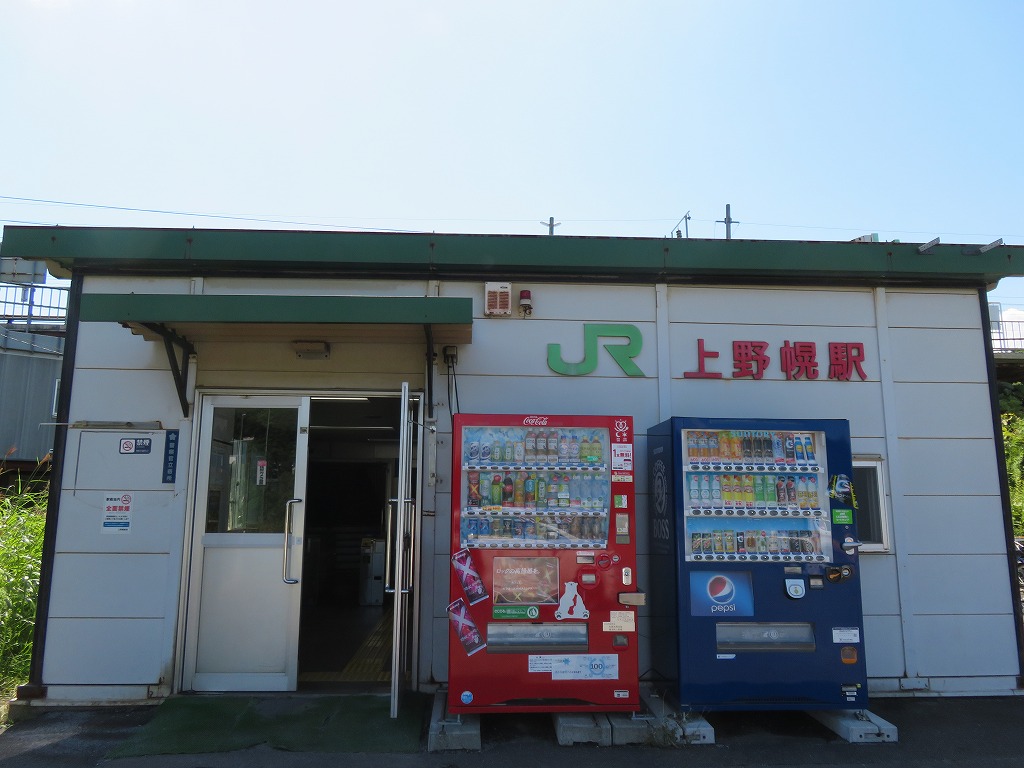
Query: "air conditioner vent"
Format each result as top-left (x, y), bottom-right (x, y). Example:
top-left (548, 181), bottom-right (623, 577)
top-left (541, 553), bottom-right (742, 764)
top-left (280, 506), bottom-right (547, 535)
top-left (485, 282), bottom-right (513, 317)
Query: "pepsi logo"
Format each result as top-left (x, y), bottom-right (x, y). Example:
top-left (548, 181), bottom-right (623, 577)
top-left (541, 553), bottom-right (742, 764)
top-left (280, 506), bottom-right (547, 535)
top-left (707, 575), bottom-right (736, 604)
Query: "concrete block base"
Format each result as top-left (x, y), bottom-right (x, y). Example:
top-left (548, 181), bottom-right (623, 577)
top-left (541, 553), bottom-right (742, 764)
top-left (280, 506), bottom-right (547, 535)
top-left (640, 684), bottom-right (716, 745)
top-left (426, 691), bottom-right (481, 752)
top-left (807, 708), bottom-right (899, 743)
top-left (553, 712), bottom-right (612, 746)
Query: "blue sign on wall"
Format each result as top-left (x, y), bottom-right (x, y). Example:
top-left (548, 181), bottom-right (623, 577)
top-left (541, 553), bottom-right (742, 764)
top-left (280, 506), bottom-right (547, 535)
top-left (163, 430), bottom-right (179, 484)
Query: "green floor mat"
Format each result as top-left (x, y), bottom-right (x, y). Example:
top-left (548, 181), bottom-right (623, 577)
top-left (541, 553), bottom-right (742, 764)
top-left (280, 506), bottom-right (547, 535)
top-left (107, 693), bottom-right (427, 757)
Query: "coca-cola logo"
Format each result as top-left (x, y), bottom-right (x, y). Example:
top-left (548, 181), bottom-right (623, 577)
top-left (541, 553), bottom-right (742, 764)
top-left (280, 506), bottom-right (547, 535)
top-left (522, 416), bottom-right (550, 426)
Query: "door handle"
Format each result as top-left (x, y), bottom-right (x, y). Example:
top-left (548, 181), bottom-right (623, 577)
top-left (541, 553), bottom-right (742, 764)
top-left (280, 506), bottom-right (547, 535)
top-left (282, 498), bottom-right (302, 584)
top-left (841, 539), bottom-right (863, 554)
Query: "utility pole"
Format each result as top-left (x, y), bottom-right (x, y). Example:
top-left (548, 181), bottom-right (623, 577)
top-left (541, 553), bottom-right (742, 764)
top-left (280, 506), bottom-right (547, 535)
top-left (717, 204), bottom-right (738, 239)
top-left (672, 211), bottom-right (691, 239)
top-left (540, 216), bottom-right (561, 235)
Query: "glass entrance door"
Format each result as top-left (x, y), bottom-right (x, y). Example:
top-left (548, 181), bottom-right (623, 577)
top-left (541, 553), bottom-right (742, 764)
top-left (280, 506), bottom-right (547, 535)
top-left (183, 395), bottom-right (310, 691)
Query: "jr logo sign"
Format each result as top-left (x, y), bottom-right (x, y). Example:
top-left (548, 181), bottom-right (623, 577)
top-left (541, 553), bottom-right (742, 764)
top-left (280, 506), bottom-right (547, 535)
top-left (547, 323), bottom-right (645, 377)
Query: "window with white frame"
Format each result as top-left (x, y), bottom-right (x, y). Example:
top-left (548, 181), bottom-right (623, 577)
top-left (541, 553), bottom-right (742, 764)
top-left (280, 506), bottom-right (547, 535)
top-left (852, 458), bottom-right (890, 552)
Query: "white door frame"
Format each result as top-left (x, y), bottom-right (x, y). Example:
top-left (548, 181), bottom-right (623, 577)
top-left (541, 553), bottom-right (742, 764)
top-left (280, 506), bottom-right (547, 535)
top-left (177, 387), bottom-right (424, 706)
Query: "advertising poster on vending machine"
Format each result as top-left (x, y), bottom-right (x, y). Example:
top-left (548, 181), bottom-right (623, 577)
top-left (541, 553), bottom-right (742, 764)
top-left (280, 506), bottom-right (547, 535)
top-left (447, 414), bottom-right (643, 714)
top-left (648, 417), bottom-right (868, 711)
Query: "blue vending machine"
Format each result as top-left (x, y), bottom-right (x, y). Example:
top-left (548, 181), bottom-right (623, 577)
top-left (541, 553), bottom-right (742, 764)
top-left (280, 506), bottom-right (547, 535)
top-left (648, 417), bottom-right (868, 711)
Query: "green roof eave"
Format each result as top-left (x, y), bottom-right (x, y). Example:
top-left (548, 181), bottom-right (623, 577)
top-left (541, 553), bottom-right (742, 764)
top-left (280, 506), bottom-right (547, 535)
top-left (79, 293), bottom-right (473, 326)
top-left (3, 225), bottom-right (1023, 286)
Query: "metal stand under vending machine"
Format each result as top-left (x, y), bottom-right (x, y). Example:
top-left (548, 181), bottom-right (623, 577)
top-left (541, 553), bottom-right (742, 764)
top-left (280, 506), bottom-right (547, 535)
top-left (648, 417), bottom-right (869, 712)
top-left (448, 414), bottom-right (643, 714)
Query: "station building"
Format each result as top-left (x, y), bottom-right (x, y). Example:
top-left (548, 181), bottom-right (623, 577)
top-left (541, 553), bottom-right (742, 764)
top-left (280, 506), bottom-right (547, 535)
top-left (1, 225), bottom-right (1021, 712)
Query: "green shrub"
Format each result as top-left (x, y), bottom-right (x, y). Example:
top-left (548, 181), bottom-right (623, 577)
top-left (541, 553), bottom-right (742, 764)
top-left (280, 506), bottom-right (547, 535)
top-left (1002, 414), bottom-right (1024, 537)
top-left (0, 475), bottom-right (47, 706)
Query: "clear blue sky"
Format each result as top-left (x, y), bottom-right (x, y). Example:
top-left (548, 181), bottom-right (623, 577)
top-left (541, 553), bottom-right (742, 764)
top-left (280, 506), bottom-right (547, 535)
top-left (3, 2), bottom-right (1022, 302)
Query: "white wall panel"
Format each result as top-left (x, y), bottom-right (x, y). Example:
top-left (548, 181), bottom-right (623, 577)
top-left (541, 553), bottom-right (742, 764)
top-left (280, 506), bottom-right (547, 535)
top-left (892, 383), bottom-right (995, 438)
top-left (43, 618), bottom-right (165, 684)
top-left (72, 430), bottom-right (172, 490)
top-left (897, 438), bottom-right (1000, 496)
top-left (68, 369), bottom-right (183, 424)
top-left (897, 496), bottom-right (1007, 555)
top-left (886, 290), bottom-right (982, 329)
top-left (431, 616), bottom-right (449, 682)
top-left (48, 553), bottom-right (169, 618)
top-left (75, 323), bottom-right (168, 369)
top-left (862, 615), bottom-right (906, 678)
top-left (903, 554), bottom-right (1016, 615)
top-left (887, 328), bottom-right (988, 383)
top-left (667, 377), bottom-right (886, 436)
top-left (452, 375), bottom-right (661, 427)
top-left (911, 614), bottom-right (1019, 677)
top-left (668, 286), bottom-right (877, 326)
top-left (859, 555), bottom-right (901, 615)
top-left (85, 276), bottom-right (193, 294)
top-left (56, 491), bottom-right (183, 554)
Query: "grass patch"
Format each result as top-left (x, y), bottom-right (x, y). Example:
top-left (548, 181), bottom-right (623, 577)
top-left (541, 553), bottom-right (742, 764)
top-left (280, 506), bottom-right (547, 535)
top-left (0, 467), bottom-right (48, 724)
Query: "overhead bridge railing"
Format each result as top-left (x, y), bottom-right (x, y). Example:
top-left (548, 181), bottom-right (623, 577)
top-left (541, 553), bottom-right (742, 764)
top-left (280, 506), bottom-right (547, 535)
top-left (991, 320), bottom-right (1024, 354)
top-left (0, 282), bottom-right (69, 333)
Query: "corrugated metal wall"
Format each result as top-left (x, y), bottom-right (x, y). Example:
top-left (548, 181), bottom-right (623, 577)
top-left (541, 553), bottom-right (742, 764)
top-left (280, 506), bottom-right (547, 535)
top-left (0, 331), bottom-right (63, 462)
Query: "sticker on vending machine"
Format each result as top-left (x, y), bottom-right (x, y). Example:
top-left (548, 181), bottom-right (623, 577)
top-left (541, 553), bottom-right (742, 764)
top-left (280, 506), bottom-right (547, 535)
top-left (452, 548), bottom-right (489, 604)
top-left (448, 598), bottom-right (486, 656)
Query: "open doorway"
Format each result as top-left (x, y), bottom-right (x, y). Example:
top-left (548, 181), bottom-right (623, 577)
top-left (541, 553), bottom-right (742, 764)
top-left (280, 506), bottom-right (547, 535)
top-left (296, 396), bottom-right (410, 691)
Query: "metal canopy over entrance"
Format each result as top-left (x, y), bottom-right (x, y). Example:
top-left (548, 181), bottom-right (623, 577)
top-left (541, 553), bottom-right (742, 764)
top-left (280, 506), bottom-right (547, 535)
top-left (77, 293), bottom-right (472, 417)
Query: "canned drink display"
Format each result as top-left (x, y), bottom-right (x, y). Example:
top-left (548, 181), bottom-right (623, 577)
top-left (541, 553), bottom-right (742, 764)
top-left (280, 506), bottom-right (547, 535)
top-left (691, 531), bottom-right (704, 554)
top-left (724, 530), bottom-right (736, 554)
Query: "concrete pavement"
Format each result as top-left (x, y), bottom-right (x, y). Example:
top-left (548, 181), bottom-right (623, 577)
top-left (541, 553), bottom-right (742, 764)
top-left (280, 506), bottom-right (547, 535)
top-left (1, 693), bottom-right (1023, 768)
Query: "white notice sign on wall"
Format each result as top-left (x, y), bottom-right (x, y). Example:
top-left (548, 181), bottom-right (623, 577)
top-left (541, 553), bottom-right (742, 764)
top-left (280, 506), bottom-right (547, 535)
top-left (101, 493), bottom-right (133, 534)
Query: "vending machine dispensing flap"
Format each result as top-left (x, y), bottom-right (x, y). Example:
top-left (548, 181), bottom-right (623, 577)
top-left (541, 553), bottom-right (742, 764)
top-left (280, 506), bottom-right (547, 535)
top-left (486, 622), bottom-right (589, 654)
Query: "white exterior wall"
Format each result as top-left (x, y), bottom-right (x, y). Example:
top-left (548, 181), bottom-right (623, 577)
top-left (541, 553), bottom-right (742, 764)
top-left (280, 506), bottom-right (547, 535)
top-left (42, 275), bottom-right (1020, 703)
top-left (44, 305), bottom-right (191, 702)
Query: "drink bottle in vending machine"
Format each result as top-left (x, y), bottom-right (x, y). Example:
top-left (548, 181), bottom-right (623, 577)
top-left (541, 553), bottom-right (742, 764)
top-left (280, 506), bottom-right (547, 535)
top-left (448, 414), bottom-right (642, 714)
top-left (648, 417), bottom-right (867, 711)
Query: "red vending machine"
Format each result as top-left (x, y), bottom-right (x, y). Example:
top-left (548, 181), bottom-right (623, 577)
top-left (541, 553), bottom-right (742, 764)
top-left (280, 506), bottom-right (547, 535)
top-left (448, 413), bottom-right (642, 714)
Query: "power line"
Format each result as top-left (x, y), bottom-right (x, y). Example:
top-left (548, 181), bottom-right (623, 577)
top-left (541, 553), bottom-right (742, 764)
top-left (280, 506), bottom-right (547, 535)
top-left (1, 194), bottom-right (1020, 242)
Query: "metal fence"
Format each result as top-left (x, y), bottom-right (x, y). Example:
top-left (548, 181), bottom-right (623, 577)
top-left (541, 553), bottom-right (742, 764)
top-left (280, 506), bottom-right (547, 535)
top-left (991, 320), bottom-right (1024, 353)
top-left (0, 281), bottom-right (69, 329)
